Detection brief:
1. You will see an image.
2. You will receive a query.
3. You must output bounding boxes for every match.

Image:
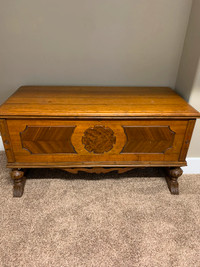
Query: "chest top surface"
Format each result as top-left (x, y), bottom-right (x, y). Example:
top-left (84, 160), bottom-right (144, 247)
top-left (0, 86), bottom-right (199, 118)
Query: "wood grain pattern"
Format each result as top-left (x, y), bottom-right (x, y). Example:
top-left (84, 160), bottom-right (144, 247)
top-left (82, 125), bottom-right (116, 154)
top-left (20, 126), bottom-right (76, 154)
top-left (179, 120), bottom-right (196, 161)
top-left (0, 86), bottom-right (199, 118)
top-left (7, 119), bottom-right (187, 164)
top-left (121, 126), bottom-right (175, 154)
top-left (0, 86), bottom-right (199, 196)
top-left (0, 119), bottom-right (15, 162)
top-left (6, 161), bottom-right (187, 169)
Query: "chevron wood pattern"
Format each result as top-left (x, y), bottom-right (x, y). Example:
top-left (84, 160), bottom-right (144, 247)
top-left (121, 126), bottom-right (175, 154)
top-left (20, 126), bottom-right (76, 154)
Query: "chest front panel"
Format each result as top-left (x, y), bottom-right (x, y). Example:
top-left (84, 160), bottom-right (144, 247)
top-left (5, 119), bottom-right (190, 166)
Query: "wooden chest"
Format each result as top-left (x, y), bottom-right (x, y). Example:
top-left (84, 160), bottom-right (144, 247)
top-left (0, 86), bottom-right (199, 197)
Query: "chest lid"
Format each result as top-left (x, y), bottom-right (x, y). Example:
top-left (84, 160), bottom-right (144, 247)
top-left (0, 86), bottom-right (199, 118)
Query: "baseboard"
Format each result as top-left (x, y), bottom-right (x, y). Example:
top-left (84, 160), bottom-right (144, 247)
top-left (0, 136), bottom-right (199, 174)
top-left (0, 136), bottom-right (4, 151)
top-left (182, 158), bottom-right (200, 174)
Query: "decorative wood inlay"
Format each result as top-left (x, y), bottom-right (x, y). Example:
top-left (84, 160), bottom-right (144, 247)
top-left (62, 167), bottom-right (134, 174)
top-left (20, 126), bottom-right (77, 154)
top-left (121, 126), bottom-right (175, 154)
top-left (7, 119), bottom-right (187, 164)
top-left (82, 125), bottom-right (116, 154)
top-left (0, 86), bottom-right (199, 197)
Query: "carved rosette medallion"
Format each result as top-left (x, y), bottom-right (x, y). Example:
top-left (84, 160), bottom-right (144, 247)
top-left (82, 125), bottom-right (116, 154)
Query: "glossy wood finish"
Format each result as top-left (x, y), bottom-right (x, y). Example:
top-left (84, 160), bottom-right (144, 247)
top-left (0, 119), bottom-right (15, 162)
top-left (82, 125), bottom-right (116, 154)
top-left (6, 119), bottom-right (188, 165)
top-left (121, 126), bottom-right (175, 153)
top-left (7, 161), bottom-right (187, 168)
top-left (0, 86), bottom-right (199, 118)
top-left (0, 86), bottom-right (199, 197)
top-left (179, 120), bottom-right (196, 161)
top-left (20, 125), bottom-right (76, 154)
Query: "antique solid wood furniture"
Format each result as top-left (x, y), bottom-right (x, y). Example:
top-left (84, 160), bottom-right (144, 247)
top-left (0, 86), bottom-right (199, 197)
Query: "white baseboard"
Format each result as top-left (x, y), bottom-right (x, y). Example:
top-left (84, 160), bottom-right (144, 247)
top-left (182, 158), bottom-right (200, 174)
top-left (0, 136), bottom-right (4, 151)
top-left (0, 136), bottom-right (199, 174)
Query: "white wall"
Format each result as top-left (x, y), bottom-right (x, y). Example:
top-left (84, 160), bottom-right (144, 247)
top-left (0, 0), bottom-right (192, 104)
top-left (176, 0), bottom-right (200, 157)
top-left (188, 64), bottom-right (200, 157)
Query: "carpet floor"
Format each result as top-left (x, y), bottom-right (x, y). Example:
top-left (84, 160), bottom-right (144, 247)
top-left (0, 152), bottom-right (200, 267)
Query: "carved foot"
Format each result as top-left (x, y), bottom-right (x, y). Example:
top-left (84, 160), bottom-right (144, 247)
top-left (11, 169), bottom-right (27, 197)
top-left (165, 167), bottom-right (183, 195)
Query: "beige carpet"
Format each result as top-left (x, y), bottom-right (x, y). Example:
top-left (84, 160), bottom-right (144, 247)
top-left (0, 152), bottom-right (200, 267)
